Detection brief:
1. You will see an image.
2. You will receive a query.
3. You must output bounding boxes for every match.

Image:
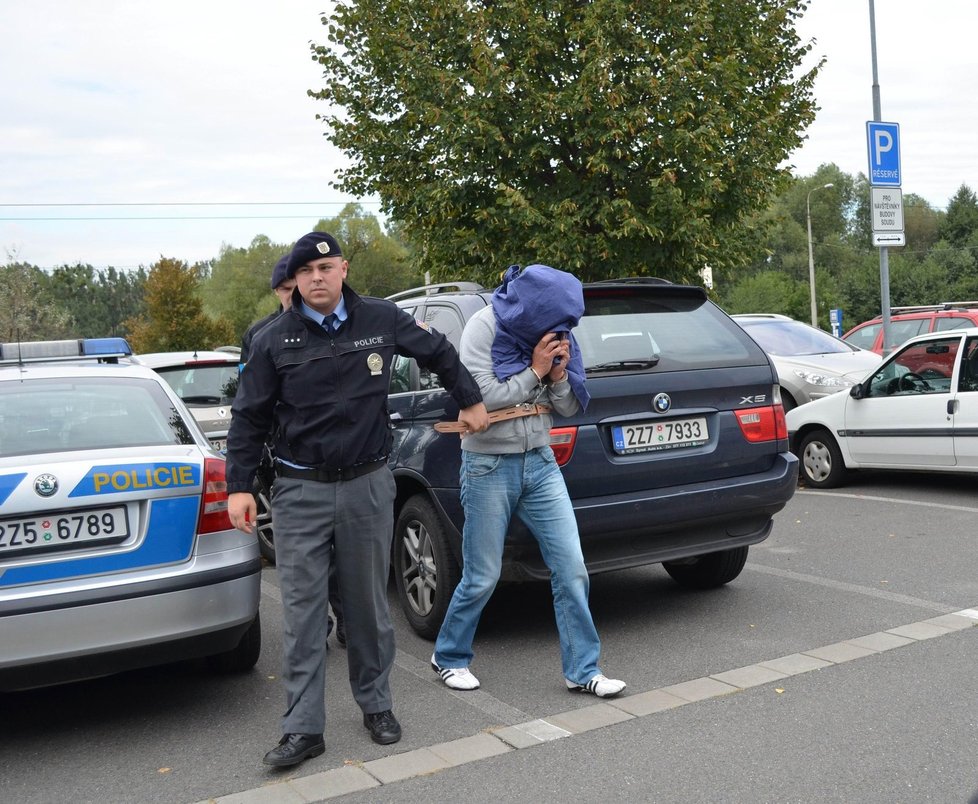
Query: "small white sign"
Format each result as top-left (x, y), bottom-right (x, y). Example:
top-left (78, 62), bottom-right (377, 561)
top-left (872, 232), bottom-right (906, 247)
top-left (871, 187), bottom-right (904, 232)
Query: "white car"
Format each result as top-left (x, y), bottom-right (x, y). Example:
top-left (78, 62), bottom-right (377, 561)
top-left (0, 338), bottom-right (260, 690)
top-left (132, 350), bottom-right (241, 452)
top-left (734, 315), bottom-right (883, 410)
top-left (787, 327), bottom-right (978, 488)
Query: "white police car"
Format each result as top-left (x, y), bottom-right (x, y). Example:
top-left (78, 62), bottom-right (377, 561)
top-left (0, 338), bottom-right (261, 690)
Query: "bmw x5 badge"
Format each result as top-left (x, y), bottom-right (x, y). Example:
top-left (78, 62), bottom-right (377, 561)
top-left (34, 473), bottom-right (59, 497)
top-left (653, 393), bottom-right (672, 413)
top-left (367, 353), bottom-right (383, 376)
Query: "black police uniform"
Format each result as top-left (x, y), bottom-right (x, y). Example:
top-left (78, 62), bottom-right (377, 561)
top-left (240, 308), bottom-right (281, 364)
top-left (226, 283), bottom-right (482, 736)
top-left (239, 302), bottom-right (345, 639)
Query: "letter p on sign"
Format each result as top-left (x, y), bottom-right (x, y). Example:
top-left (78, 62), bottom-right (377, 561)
top-left (866, 121), bottom-right (901, 186)
top-left (874, 130), bottom-right (892, 162)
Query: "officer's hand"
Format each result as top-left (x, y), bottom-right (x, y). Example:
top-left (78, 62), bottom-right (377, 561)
top-left (457, 402), bottom-right (490, 436)
top-left (228, 492), bottom-right (257, 534)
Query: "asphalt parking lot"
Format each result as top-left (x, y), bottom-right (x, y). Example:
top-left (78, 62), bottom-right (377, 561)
top-left (3, 470), bottom-right (978, 803)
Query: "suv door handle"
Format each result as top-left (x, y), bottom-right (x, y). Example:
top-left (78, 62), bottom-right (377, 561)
top-left (947, 399), bottom-right (958, 415)
top-left (389, 412), bottom-right (403, 422)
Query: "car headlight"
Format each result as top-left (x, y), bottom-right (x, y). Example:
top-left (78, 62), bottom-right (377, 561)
top-left (792, 369), bottom-right (854, 388)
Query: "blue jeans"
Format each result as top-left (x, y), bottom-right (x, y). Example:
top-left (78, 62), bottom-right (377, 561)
top-left (433, 446), bottom-right (602, 685)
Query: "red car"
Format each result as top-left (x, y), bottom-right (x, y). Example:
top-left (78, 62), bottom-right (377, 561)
top-left (843, 302), bottom-right (978, 354)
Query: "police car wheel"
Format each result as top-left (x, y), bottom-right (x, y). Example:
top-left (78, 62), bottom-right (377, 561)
top-left (393, 494), bottom-right (460, 640)
top-left (206, 612), bottom-right (262, 673)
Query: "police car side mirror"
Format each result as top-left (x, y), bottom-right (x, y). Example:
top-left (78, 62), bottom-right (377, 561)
top-left (849, 382), bottom-right (865, 399)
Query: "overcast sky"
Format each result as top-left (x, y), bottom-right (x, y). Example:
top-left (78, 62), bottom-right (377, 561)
top-left (1, 1), bottom-right (972, 271)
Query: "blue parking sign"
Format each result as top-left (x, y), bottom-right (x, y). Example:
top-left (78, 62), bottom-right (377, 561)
top-left (866, 122), bottom-right (901, 186)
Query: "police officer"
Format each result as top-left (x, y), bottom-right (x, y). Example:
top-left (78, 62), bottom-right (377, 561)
top-left (226, 231), bottom-right (488, 768)
top-left (240, 253), bottom-right (294, 364)
top-left (239, 253), bottom-right (345, 646)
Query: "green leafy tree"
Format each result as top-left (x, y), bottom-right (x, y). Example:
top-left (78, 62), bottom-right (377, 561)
top-left (901, 194), bottom-right (942, 257)
top-left (125, 258), bottom-right (235, 353)
top-left (200, 235), bottom-right (290, 342)
top-left (313, 204), bottom-right (422, 297)
top-left (722, 270), bottom-right (809, 319)
top-left (45, 264), bottom-right (147, 338)
top-left (939, 185), bottom-right (978, 247)
top-left (312, 0), bottom-right (820, 284)
top-left (0, 261), bottom-right (73, 341)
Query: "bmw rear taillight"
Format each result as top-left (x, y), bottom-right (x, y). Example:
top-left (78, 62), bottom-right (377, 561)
top-left (199, 458), bottom-right (233, 533)
top-left (550, 426), bottom-right (578, 466)
top-left (735, 404), bottom-right (787, 443)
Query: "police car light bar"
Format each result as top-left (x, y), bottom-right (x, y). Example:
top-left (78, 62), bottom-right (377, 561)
top-left (0, 337), bottom-right (133, 363)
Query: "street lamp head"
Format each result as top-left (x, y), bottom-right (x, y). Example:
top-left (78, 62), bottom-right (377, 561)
top-left (823, 183), bottom-right (834, 189)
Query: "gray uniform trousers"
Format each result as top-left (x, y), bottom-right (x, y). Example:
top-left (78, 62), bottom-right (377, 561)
top-left (271, 466), bottom-right (397, 735)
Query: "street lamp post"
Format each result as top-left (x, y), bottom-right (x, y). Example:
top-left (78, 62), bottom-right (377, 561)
top-left (807, 183), bottom-right (834, 327)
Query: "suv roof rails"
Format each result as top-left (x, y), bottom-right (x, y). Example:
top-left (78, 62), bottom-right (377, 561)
top-left (887, 301), bottom-right (978, 314)
top-left (385, 282), bottom-right (487, 302)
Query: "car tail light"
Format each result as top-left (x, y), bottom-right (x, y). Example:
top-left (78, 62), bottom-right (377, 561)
top-left (735, 405), bottom-right (787, 443)
top-left (549, 426), bottom-right (578, 465)
top-left (199, 458), bottom-right (233, 534)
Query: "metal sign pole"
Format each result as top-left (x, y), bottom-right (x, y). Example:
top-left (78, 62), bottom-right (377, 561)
top-left (869, 0), bottom-right (893, 351)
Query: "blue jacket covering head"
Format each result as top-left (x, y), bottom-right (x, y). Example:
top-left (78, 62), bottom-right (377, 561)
top-left (490, 264), bottom-right (590, 411)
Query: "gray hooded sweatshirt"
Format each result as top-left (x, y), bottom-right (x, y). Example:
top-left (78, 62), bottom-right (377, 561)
top-left (459, 305), bottom-right (580, 454)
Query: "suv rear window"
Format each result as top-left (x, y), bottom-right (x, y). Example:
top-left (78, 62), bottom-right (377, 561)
top-left (0, 377), bottom-right (195, 456)
top-left (579, 288), bottom-right (761, 371)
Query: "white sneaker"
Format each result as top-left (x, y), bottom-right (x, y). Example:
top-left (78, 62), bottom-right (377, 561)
top-left (431, 654), bottom-right (480, 690)
top-left (566, 674), bottom-right (626, 698)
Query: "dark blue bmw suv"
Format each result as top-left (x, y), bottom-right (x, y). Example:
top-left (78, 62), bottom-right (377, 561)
top-left (384, 279), bottom-right (798, 637)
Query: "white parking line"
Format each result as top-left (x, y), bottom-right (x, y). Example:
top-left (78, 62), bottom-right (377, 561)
top-left (798, 488), bottom-right (978, 514)
top-left (746, 563), bottom-right (953, 613)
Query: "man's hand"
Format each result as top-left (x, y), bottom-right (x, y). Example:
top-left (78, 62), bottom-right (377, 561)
top-left (228, 491), bottom-right (257, 534)
top-left (532, 332), bottom-right (568, 381)
top-left (457, 401), bottom-right (489, 436)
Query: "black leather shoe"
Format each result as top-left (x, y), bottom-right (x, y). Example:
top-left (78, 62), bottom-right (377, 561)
top-left (336, 614), bottom-right (347, 648)
top-left (262, 733), bottom-right (325, 767)
top-left (363, 710), bottom-right (401, 745)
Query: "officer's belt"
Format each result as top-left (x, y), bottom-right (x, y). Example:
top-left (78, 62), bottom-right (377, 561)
top-left (434, 403), bottom-right (552, 433)
top-left (275, 459), bottom-right (386, 483)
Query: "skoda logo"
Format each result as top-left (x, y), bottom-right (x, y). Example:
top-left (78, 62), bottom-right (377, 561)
top-left (653, 393), bottom-right (672, 414)
top-left (34, 473), bottom-right (59, 497)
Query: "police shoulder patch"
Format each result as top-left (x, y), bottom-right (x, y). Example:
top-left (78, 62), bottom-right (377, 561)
top-left (415, 319), bottom-right (431, 332)
top-left (281, 330), bottom-right (306, 347)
